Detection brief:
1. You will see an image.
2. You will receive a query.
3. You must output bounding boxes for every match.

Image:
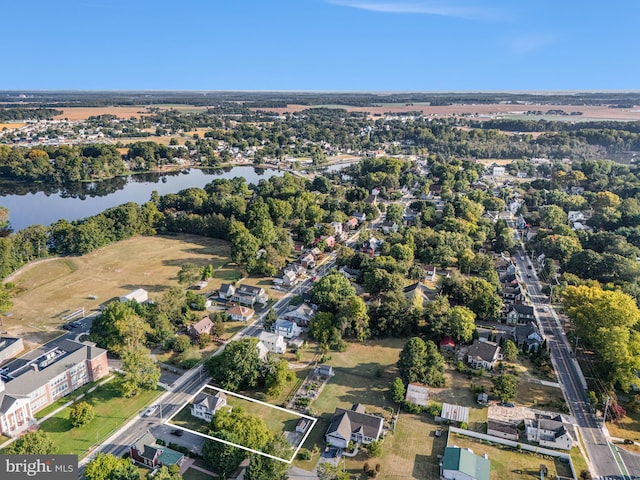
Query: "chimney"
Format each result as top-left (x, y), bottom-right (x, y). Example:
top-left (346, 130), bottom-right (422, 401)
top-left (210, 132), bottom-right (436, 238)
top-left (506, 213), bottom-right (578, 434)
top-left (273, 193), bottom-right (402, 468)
top-left (31, 364), bottom-right (39, 372)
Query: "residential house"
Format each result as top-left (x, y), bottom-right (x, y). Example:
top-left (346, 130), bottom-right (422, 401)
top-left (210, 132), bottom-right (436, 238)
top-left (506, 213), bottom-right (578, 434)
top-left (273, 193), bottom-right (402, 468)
top-left (325, 404), bottom-right (384, 449)
top-left (505, 304), bottom-right (535, 326)
top-left (274, 319), bottom-right (302, 339)
top-left (281, 303), bottom-right (315, 326)
top-left (405, 383), bottom-right (429, 407)
top-left (352, 213), bottom-right (367, 224)
top-left (0, 339), bottom-right (108, 438)
top-left (130, 433), bottom-right (184, 469)
top-left (502, 283), bottom-right (524, 305)
top-left (423, 264), bottom-right (437, 282)
top-left (441, 447), bottom-right (490, 480)
top-left (526, 414), bottom-right (574, 450)
top-left (381, 221), bottom-right (399, 234)
top-left (567, 211), bottom-right (585, 223)
top-left (338, 265), bottom-right (360, 279)
top-left (281, 270), bottom-right (298, 287)
top-left (439, 336), bottom-right (456, 353)
top-left (288, 337), bottom-right (304, 351)
top-left (188, 317), bottom-right (214, 338)
top-left (403, 282), bottom-right (433, 308)
top-left (191, 391), bottom-right (227, 422)
top-left (310, 247), bottom-right (323, 259)
top-left (331, 222), bottom-right (344, 236)
top-left (319, 235), bottom-right (336, 249)
top-left (467, 340), bottom-right (501, 370)
top-left (257, 331), bottom-right (287, 354)
top-left (346, 217), bottom-right (359, 229)
top-left (494, 257), bottom-right (515, 276)
top-left (315, 365), bottom-right (334, 378)
top-left (487, 419), bottom-right (519, 441)
top-left (492, 165), bottom-right (506, 177)
top-left (363, 194), bottom-right (377, 205)
top-left (440, 446), bottom-right (491, 480)
top-left (256, 341), bottom-right (269, 361)
top-left (570, 186), bottom-right (585, 195)
top-left (218, 283), bottom-right (236, 300)
top-left (514, 322), bottom-right (544, 352)
top-left (300, 253), bottom-right (316, 269)
top-left (227, 306), bottom-right (255, 322)
top-left (232, 284), bottom-right (268, 307)
top-left (119, 288), bottom-right (149, 304)
top-left (427, 184), bottom-right (442, 199)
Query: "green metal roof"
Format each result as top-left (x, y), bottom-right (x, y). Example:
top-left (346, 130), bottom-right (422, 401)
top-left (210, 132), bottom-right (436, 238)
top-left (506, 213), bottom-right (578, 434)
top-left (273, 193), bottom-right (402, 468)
top-left (157, 447), bottom-right (184, 466)
top-left (443, 447), bottom-right (490, 480)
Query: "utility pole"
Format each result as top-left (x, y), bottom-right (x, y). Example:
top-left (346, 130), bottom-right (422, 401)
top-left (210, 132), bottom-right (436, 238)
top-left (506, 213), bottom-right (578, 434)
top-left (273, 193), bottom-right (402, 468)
top-left (603, 395), bottom-right (611, 427)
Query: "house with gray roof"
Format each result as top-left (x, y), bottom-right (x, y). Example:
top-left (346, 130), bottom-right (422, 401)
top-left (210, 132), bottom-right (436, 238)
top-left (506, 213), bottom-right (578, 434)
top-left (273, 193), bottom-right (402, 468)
top-left (506, 304), bottom-right (535, 326)
top-left (467, 340), bottom-right (501, 370)
top-left (526, 413), bottom-right (574, 450)
top-left (514, 322), bottom-right (544, 352)
top-left (441, 446), bottom-right (490, 480)
top-left (325, 404), bottom-right (384, 449)
top-left (191, 391), bottom-right (227, 422)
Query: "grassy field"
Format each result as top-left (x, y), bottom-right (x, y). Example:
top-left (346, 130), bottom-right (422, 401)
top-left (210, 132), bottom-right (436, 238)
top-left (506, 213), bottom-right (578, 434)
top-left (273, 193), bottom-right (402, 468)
top-left (0, 122), bottom-right (26, 130)
top-left (6, 235), bottom-right (239, 346)
top-left (448, 433), bottom-right (574, 480)
top-left (37, 377), bottom-right (162, 458)
top-left (34, 376), bottom-right (114, 420)
top-left (183, 468), bottom-right (215, 480)
top-left (54, 106), bottom-right (152, 120)
top-left (605, 405), bottom-right (640, 453)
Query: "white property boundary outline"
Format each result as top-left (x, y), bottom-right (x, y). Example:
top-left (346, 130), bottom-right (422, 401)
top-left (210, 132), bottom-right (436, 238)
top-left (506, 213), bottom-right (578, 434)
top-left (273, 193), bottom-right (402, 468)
top-left (165, 384), bottom-right (318, 464)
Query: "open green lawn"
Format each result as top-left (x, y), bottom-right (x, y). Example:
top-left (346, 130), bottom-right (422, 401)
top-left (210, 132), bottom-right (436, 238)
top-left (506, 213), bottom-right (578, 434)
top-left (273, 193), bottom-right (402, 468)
top-left (37, 377), bottom-right (162, 458)
top-left (7, 235), bottom-right (238, 346)
top-left (448, 433), bottom-right (574, 480)
top-left (182, 468), bottom-right (215, 480)
top-left (34, 376), bottom-right (114, 420)
top-left (291, 418), bottom-right (329, 470)
top-left (223, 392), bottom-right (303, 437)
top-left (168, 406), bottom-right (209, 434)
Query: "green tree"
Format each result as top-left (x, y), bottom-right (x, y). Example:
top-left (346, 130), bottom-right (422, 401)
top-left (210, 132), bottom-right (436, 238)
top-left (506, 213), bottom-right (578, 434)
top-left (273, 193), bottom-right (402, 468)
top-left (492, 374), bottom-right (519, 403)
top-left (173, 335), bottom-right (192, 353)
top-left (263, 308), bottom-right (277, 332)
top-left (503, 340), bottom-right (519, 362)
top-left (90, 301), bottom-right (151, 355)
top-left (69, 401), bottom-right (95, 427)
top-left (310, 272), bottom-right (356, 313)
top-left (206, 338), bottom-right (262, 390)
top-left (0, 284), bottom-right (13, 316)
top-left (177, 262), bottom-right (201, 285)
top-left (121, 344), bottom-right (160, 397)
top-left (317, 462), bottom-right (351, 480)
top-left (367, 439), bottom-right (383, 457)
top-left (149, 466), bottom-right (181, 480)
top-left (264, 358), bottom-right (293, 397)
top-left (390, 377), bottom-right (406, 403)
top-left (245, 435), bottom-right (291, 480)
top-left (446, 306), bottom-right (476, 343)
top-left (398, 337), bottom-right (445, 387)
top-left (84, 453), bottom-right (140, 480)
top-left (6, 430), bottom-right (56, 454)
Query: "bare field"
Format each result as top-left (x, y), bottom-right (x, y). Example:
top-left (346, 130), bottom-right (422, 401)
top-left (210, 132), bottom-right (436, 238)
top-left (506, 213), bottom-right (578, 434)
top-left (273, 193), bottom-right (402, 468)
top-left (6, 235), bottom-right (235, 346)
top-left (253, 103), bottom-right (640, 121)
top-left (0, 122), bottom-right (26, 130)
top-left (54, 106), bottom-right (153, 120)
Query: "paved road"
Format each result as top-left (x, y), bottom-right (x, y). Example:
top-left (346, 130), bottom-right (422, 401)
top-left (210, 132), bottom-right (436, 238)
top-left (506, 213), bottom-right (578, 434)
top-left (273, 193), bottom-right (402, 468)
top-left (513, 250), bottom-right (625, 478)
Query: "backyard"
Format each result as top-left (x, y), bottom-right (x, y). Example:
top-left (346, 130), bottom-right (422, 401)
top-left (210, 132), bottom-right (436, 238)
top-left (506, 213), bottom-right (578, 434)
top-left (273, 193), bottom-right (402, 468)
top-left (36, 377), bottom-right (163, 458)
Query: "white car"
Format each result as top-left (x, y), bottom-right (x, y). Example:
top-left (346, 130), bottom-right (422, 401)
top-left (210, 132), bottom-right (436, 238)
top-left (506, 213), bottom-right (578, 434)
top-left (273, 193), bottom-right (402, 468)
top-left (142, 405), bottom-right (159, 417)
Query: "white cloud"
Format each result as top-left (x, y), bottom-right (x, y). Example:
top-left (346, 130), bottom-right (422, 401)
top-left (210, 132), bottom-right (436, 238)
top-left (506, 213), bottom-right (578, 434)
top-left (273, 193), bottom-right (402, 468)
top-left (510, 34), bottom-right (558, 55)
top-left (328, 0), bottom-right (508, 21)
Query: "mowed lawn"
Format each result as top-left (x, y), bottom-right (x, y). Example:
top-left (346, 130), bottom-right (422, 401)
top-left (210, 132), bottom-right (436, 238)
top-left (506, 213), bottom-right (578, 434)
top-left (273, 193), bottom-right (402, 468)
top-left (6, 235), bottom-right (238, 345)
top-left (448, 433), bottom-right (574, 480)
top-left (38, 377), bottom-right (162, 458)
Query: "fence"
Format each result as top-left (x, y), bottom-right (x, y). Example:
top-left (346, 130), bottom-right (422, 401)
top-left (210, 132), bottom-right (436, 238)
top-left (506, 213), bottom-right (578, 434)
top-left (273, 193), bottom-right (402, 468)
top-left (448, 426), bottom-right (577, 480)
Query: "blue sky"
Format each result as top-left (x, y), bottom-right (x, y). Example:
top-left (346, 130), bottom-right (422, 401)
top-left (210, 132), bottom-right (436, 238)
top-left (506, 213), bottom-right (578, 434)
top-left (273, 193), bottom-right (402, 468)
top-left (3, 0), bottom-right (639, 91)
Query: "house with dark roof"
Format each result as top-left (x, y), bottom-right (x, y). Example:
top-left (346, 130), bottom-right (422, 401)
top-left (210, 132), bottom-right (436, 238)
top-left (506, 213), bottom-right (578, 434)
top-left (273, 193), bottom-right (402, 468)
top-left (467, 340), bottom-right (501, 370)
top-left (505, 304), bottom-right (535, 326)
top-left (232, 284), bottom-right (268, 307)
top-left (514, 322), bottom-right (544, 352)
top-left (191, 391), bottom-right (227, 422)
top-left (526, 414), bottom-right (574, 450)
top-left (130, 433), bottom-right (185, 469)
top-left (487, 419), bottom-right (519, 440)
top-left (441, 446), bottom-right (490, 480)
top-left (403, 282), bottom-right (433, 308)
top-left (325, 404), bottom-right (384, 449)
top-left (0, 337), bottom-right (24, 364)
top-left (274, 319), bottom-right (302, 339)
top-left (218, 283), bottom-right (236, 300)
top-left (423, 264), bottom-right (437, 282)
top-left (0, 339), bottom-right (108, 437)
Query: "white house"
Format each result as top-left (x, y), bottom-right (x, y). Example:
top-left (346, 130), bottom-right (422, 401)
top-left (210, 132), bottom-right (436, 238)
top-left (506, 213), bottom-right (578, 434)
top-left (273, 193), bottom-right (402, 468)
top-left (218, 283), bottom-right (236, 300)
top-left (526, 414), bottom-right (574, 450)
top-left (325, 404), bottom-right (383, 449)
top-left (232, 284), bottom-right (268, 307)
top-left (467, 340), bottom-right (501, 370)
top-left (274, 319), bottom-right (302, 339)
top-left (191, 391), bottom-right (227, 422)
top-left (282, 303), bottom-right (315, 326)
top-left (227, 305), bottom-right (255, 322)
top-left (492, 165), bottom-right (506, 177)
top-left (257, 331), bottom-right (287, 354)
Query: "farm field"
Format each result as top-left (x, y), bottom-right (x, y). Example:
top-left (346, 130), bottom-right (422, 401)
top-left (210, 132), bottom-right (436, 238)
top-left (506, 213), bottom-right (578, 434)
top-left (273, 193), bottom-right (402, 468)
top-left (0, 122), bottom-right (26, 130)
top-left (6, 235), bottom-right (239, 346)
top-left (54, 106), bottom-right (153, 120)
top-left (252, 103), bottom-right (640, 121)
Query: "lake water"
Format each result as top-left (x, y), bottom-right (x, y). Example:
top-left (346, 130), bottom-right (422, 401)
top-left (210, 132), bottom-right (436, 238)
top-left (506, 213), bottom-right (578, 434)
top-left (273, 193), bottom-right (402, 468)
top-left (0, 166), bottom-right (283, 232)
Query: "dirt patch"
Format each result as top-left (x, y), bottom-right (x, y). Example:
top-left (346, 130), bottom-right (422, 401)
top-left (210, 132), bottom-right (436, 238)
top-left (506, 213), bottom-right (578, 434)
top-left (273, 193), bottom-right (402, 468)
top-left (0, 122), bottom-right (26, 130)
top-left (55, 106), bottom-right (154, 121)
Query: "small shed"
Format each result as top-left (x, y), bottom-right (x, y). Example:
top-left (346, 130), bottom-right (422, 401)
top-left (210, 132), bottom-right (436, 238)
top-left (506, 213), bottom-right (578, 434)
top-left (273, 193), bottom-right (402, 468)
top-left (119, 288), bottom-right (149, 304)
top-left (405, 383), bottom-right (430, 407)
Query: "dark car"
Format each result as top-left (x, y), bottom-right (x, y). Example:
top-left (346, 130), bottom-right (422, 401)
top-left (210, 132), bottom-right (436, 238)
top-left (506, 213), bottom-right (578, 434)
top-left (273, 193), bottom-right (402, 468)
top-left (527, 265), bottom-right (532, 269)
top-left (624, 439), bottom-right (635, 445)
top-left (170, 429), bottom-right (183, 437)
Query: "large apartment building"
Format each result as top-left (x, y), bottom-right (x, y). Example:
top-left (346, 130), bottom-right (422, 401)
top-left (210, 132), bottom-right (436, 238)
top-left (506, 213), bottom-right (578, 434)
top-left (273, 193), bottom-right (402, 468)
top-left (0, 339), bottom-right (108, 437)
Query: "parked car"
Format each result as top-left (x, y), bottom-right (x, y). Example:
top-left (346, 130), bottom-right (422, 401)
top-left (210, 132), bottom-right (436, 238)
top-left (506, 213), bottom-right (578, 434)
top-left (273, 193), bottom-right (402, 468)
top-left (502, 402), bottom-right (516, 408)
top-left (170, 429), bottom-right (183, 437)
top-left (142, 405), bottom-right (159, 417)
top-left (435, 429), bottom-right (443, 437)
top-left (624, 439), bottom-right (635, 445)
